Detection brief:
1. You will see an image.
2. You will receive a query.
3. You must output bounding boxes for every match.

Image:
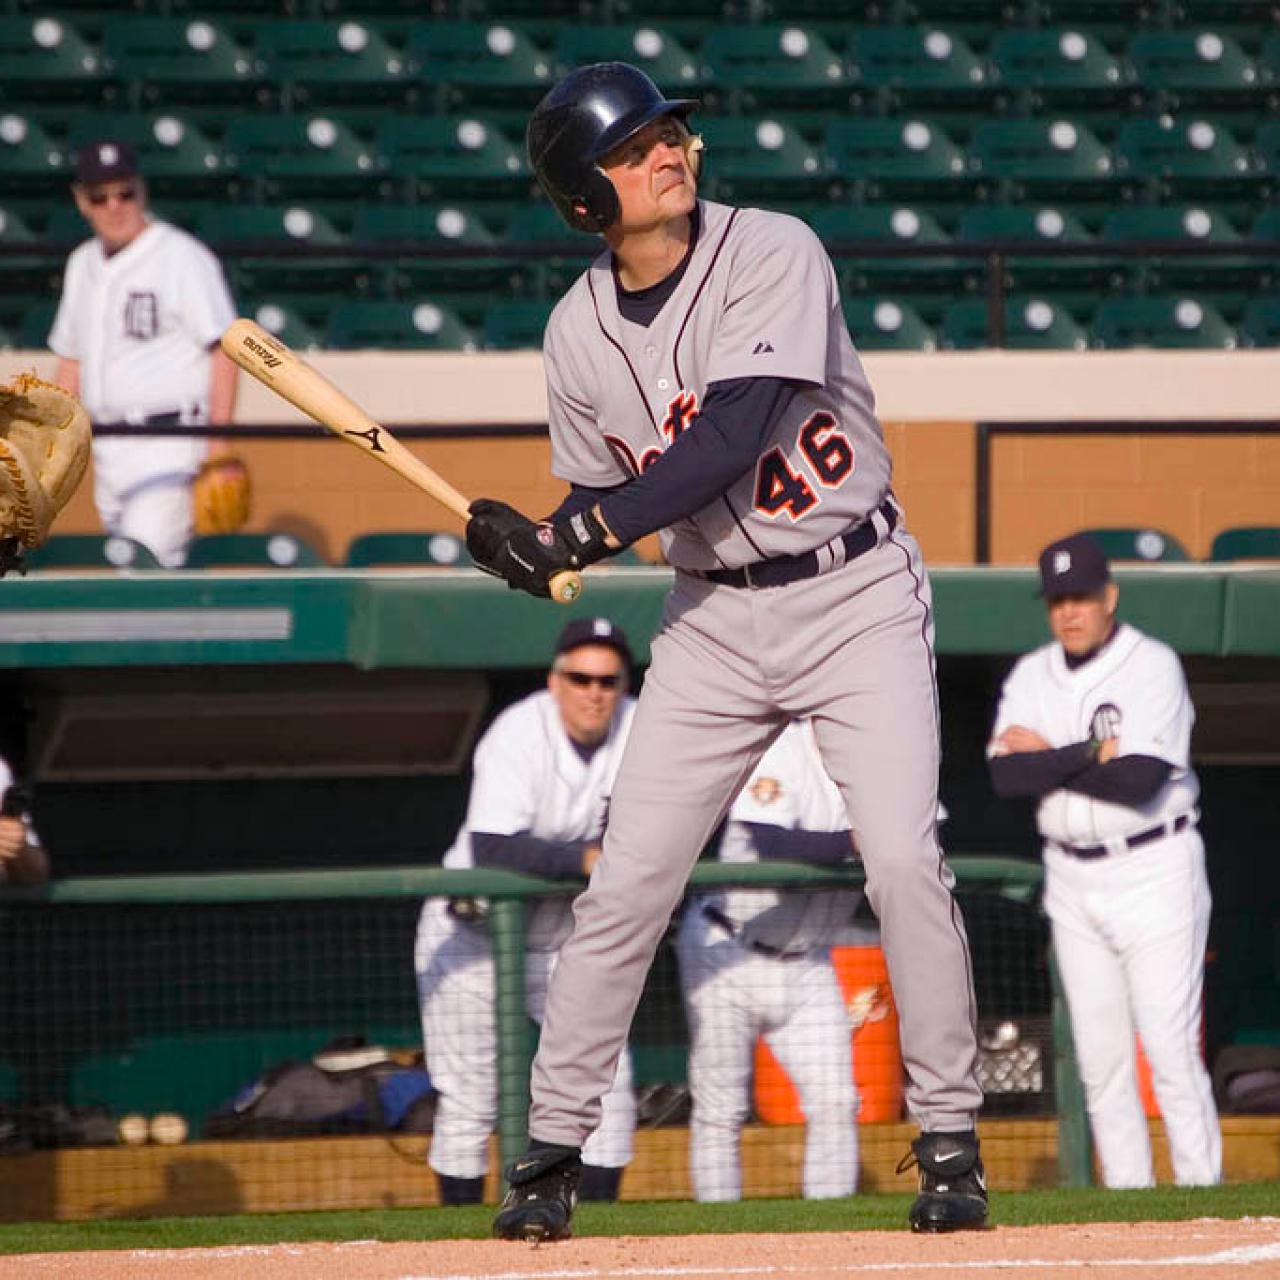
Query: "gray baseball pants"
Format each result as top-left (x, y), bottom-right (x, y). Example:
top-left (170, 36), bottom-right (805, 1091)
top-left (530, 522), bottom-right (983, 1145)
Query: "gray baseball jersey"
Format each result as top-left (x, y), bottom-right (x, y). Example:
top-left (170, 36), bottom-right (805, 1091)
top-left (543, 200), bottom-right (891, 571)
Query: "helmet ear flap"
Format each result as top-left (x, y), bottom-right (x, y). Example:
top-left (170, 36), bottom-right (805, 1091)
top-left (565, 168), bottom-right (621, 233)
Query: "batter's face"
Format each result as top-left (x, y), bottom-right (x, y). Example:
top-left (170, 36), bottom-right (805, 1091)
top-left (549, 643), bottom-right (627, 746)
top-left (598, 116), bottom-right (698, 234)
top-left (73, 178), bottom-right (148, 253)
top-left (1047, 582), bottom-right (1119, 656)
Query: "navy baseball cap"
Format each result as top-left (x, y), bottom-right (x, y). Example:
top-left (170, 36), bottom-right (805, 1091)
top-left (74, 139), bottom-right (139, 185)
top-left (554, 616), bottom-right (633, 666)
top-left (1038, 532), bottom-right (1112, 600)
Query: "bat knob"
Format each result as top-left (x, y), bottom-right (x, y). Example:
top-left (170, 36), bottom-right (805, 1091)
top-left (550, 570), bottom-right (583, 605)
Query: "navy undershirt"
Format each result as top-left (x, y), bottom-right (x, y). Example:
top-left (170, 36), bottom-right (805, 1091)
top-left (472, 831), bottom-right (587, 880)
top-left (547, 205), bottom-right (803, 547)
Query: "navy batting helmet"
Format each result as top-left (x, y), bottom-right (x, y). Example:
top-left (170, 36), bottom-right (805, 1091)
top-left (526, 62), bottom-right (699, 233)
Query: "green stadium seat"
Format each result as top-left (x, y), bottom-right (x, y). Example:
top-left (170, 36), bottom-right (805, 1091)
top-left (842, 297), bottom-right (937, 351)
top-left (1208, 526), bottom-right (1280, 561)
top-left (1126, 31), bottom-right (1262, 110)
top-left (700, 116), bottom-right (830, 203)
top-left (24, 534), bottom-right (162, 571)
top-left (406, 22), bottom-right (554, 112)
top-left (1240, 296), bottom-right (1280, 348)
top-left (987, 28), bottom-right (1130, 111)
top-left (101, 17), bottom-right (266, 111)
top-left (0, 324), bottom-right (10, 350)
top-left (17, 300), bottom-right (56, 349)
top-left (1090, 294), bottom-right (1237, 349)
top-left (254, 19), bottom-right (409, 109)
top-left (45, 202), bottom-right (92, 247)
top-left (506, 200), bottom-right (596, 294)
top-left (1251, 124), bottom-right (1280, 188)
top-left (345, 530), bottom-right (466, 568)
top-left (1100, 203), bottom-right (1252, 296)
top-left (824, 118), bottom-right (971, 201)
top-left (810, 203), bottom-right (967, 298)
top-left (967, 118), bottom-right (1115, 200)
top-left (242, 300), bottom-right (324, 351)
top-left (702, 25), bottom-right (850, 110)
top-left (956, 203), bottom-right (1115, 298)
top-left (0, 112), bottom-right (70, 198)
top-left (1083, 527), bottom-right (1191, 562)
top-left (846, 26), bottom-right (992, 110)
top-left (1113, 118), bottom-right (1257, 199)
top-left (0, 16), bottom-right (116, 106)
top-left (1034, 1), bottom-right (1166, 47)
top-left (198, 204), bottom-right (361, 298)
top-left (352, 202), bottom-right (524, 309)
top-left (941, 295), bottom-right (1090, 349)
top-left (375, 116), bottom-right (531, 201)
top-left (481, 298), bottom-right (556, 350)
top-left (1251, 207), bottom-right (1280, 242)
top-left (0, 206), bottom-right (34, 242)
top-left (325, 299), bottom-right (476, 351)
top-left (224, 113), bottom-right (378, 200)
top-left (552, 25), bottom-right (707, 92)
top-left (66, 113), bottom-right (229, 199)
top-left (186, 533), bottom-right (326, 569)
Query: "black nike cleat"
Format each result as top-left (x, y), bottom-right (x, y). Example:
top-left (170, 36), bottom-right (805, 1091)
top-left (900, 1130), bottom-right (989, 1233)
top-left (492, 1147), bottom-right (582, 1243)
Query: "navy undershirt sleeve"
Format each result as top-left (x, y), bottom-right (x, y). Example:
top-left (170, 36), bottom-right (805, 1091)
top-left (988, 742), bottom-right (1096, 798)
top-left (472, 831), bottom-right (587, 880)
top-left (595, 377), bottom-right (798, 547)
top-left (1064, 755), bottom-right (1173, 805)
top-left (742, 821), bottom-right (854, 867)
top-left (547, 482), bottom-right (625, 525)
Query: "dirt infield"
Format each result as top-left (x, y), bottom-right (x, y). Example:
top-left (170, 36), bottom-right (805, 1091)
top-left (5, 1217), bottom-right (1279, 1280)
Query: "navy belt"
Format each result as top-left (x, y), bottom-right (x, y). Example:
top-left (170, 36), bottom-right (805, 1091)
top-left (700, 498), bottom-right (897, 590)
top-left (94, 411), bottom-right (184, 430)
top-left (702, 905), bottom-right (808, 960)
top-left (1057, 813), bottom-right (1192, 860)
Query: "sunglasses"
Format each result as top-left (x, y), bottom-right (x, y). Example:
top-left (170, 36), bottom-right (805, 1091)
top-left (86, 186), bottom-right (139, 207)
top-left (558, 671), bottom-right (621, 690)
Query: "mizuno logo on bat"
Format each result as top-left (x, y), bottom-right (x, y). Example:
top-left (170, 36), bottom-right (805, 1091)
top-left (345, 427), bottom-right (385, 453)
top-left (242, 335), bottom-right (282, 368)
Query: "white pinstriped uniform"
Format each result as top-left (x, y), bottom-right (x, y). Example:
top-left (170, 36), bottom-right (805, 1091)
top-left (677, 720), bottom-right (859, 1201)
top-left (989, 622), bottom-right (1220, 1187)
top-left (49, 219), bottom-right (235, 566)
top-left (414, 691), bottom-right (639, 1181)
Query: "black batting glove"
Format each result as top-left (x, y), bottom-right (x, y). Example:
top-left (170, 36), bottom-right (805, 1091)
top-left (466, 498), bottom-right (534, 570)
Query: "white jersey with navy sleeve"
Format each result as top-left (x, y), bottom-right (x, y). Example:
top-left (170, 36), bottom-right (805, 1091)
top-left (987, 623), bottom-right (1199, 849)
top-left (442, 689), bottom-right (637, 950)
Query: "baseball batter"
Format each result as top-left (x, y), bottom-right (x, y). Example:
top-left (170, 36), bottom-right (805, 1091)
top-left (50, 139), bottom-right (239, 567)
top-left (414, 618), bottom-right (638, 1207)
top-left (988, 532), bottom-right (1220, 1188)
top-left (468, 63), bottom-right (986, 1240)
top-left (678, 718), bottom-right (860, 1202)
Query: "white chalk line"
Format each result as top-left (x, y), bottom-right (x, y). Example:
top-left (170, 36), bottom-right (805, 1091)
top-left (397, 1241), bottom-right (1280, 1280)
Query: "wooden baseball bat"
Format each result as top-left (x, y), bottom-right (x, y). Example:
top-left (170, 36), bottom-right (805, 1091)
top-left (219, 318), bottom-right (582, 604)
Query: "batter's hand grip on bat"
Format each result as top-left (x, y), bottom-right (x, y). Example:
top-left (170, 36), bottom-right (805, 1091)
top-left (219, 318), bottom-right (582, 604)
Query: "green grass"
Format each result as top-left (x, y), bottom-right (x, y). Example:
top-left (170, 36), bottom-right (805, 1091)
top-left (1, 1183), bottom-right (1276, 1255)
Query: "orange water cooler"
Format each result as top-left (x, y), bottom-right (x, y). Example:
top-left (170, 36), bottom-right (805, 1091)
top-left (753, 945), bottom-right (904, 1124)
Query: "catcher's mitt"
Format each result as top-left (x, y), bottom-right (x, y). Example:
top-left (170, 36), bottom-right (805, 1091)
top-left (193, 455), bottom-right (251, 535)
top-left (0, 373), bottom-right (92, 576)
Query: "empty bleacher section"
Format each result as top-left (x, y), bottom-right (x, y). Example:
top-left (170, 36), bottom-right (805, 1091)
top-left (0, 2), bottom-right (1278, 351)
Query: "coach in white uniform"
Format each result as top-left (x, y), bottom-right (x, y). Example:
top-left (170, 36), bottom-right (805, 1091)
top-left (988, 532), bottom-right (1220, 1188)
top-left (678, 718), bottom-right (860, 1202)
top-left (414, 617), bottom-right (639, 1206)
top-left (50, 139), bottom-right (239, 567)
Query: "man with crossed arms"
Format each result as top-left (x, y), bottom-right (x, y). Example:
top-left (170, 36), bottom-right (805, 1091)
top-left (988, 532), bottom-right (1219, 1188)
